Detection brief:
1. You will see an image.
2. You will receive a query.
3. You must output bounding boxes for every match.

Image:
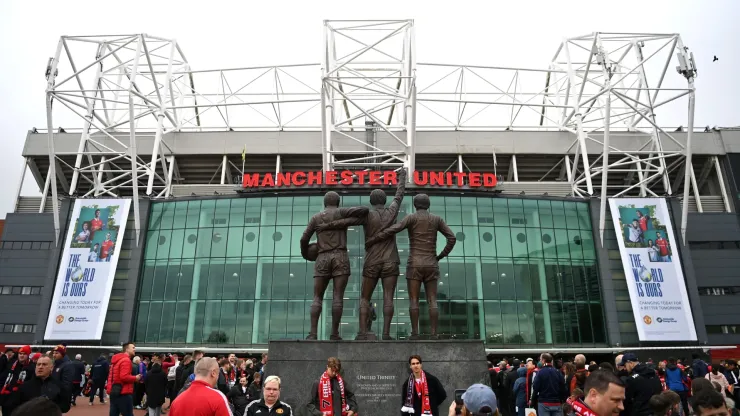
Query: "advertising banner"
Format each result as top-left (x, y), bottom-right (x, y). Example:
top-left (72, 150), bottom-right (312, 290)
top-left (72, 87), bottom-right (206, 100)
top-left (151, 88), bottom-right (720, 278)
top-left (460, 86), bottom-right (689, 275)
top-left (44, 199), bottom-right (131, 340)
top-left (609, 198), bottom-right (697, 341)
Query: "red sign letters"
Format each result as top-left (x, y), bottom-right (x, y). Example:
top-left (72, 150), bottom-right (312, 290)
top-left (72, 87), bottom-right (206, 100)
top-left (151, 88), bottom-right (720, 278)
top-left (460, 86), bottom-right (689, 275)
top-left (242, 170), bottom-right (498, 189)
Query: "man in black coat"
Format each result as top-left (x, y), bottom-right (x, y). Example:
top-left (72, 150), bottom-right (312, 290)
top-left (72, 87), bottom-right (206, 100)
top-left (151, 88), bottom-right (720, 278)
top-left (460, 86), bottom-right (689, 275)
top-left (11, 356), bottom-right (70, 414)
top-left (51, 345), bottom-right (75, 408)
top-left (400, 355), bottom-right (447, 416)
top-left (620, 353), bottom-right (662, 416)
top-left (228, 376), bottom-right (251, 416)
top-left (174, 354), bottom-right (194, 396)
top-left (69, 354), bottom-right (85, 406)
top-left (89, 354), bottom-right (109, 405)
top-left (145, 362), bottom-right (168, 414)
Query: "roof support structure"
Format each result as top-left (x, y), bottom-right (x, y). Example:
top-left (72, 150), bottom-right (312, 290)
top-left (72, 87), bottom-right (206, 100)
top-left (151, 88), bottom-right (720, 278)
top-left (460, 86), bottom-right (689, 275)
top-left (37, 26), bottom-right (712, 245)
top-left (321, 20), bottom-right (414, 176)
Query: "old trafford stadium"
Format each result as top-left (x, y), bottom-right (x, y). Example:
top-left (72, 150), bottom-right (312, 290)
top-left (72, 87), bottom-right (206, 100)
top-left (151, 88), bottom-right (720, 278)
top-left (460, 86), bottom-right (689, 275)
top-left (2, 19), bottom-right (740, 415)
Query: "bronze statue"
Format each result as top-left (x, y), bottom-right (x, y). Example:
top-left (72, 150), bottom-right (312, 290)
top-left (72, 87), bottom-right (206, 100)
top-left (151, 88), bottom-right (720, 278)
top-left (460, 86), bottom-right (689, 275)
top-left (300, 192), bottom-right (369, 340)
top-left (364, 194), bottom-right (456, 339)
top-left (317, 169), bottom-right (407, 340)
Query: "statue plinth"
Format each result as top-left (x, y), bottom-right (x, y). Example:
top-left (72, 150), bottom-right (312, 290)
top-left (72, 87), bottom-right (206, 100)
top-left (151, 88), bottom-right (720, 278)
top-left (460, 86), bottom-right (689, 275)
top-left (265, 340), bottom-right (487, 416)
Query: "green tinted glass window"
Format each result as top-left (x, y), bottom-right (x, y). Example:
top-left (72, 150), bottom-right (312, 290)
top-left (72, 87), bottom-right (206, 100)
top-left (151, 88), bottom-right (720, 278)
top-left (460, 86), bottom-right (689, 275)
top-left (136, 197), bottom-right (605, 347)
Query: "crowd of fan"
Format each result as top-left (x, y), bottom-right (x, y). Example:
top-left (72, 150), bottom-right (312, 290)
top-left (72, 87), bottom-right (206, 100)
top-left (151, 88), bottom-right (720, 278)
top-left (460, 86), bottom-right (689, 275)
top-left (0, 344), bottom-right (268, 416)
top-left (3, 343), bottom-right (740, 416)
top-left (487, 352), bottom-right (740, 416)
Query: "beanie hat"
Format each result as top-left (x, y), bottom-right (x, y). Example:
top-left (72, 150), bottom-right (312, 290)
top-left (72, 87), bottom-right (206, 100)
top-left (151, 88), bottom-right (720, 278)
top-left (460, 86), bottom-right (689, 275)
top-left (53, 344), bottom-right (67, 355)
top-left (18, 345), bottom-right (31, 355)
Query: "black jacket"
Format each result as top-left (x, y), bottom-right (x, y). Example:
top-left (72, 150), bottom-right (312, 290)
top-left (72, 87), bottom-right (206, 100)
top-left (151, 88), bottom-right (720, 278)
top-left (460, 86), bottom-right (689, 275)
top-left (532, 366), bottom-right (566, 404)
top-left (623, 364), bottom-right (663, 416)
top-left (245, 398), bottom-right (293, 416)
top-left (505, 367), bottom-right (520, 397)
top-left (217, 369), bottom-right (230, 395)
top-left (248, 382), bottom-right (261, 401)
top-left (0, 354), bottom-right (13, 377)
top-left (13, 375), bottom-right (70, 414)
top-left (400, 371), bottom-right (447, 416)
top-left (175, 360), bottom-right (194, 393)
top-left (145, 364), bottom-right (168, 407)
top-left (228, 384), bottom-right (251, 415)
top-left (306, 377), bottom-right (358, 416)
top-left (71, 359), bottom-right (86, 383)
top-left (91, 357), bottom-right (110, 383)
top-left (52, 355), bottom-right (75, 402)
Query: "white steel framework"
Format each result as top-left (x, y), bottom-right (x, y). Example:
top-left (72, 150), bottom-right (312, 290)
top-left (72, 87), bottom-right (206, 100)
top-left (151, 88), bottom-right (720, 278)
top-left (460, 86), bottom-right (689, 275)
top-left (39, 23), bottom-right (716, 247)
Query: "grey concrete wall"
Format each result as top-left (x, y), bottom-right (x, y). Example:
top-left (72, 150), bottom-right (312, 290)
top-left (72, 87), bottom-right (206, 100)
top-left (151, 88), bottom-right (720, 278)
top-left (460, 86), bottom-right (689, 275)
top-left (117, 199), bottom-right (151, 345)
top-left (683, 211), bottom-right (740, 339)
top-left (35, 199), bottom-right (73, 343)
top-left (667, 200), bottom-right (708, 344)
top-left (0, 212), bottom-right (58, 345)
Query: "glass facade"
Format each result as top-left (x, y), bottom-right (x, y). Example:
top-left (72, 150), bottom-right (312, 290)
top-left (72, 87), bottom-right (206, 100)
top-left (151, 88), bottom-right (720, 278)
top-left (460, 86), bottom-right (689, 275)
top-left (134, 195), bottom-right (606, 346)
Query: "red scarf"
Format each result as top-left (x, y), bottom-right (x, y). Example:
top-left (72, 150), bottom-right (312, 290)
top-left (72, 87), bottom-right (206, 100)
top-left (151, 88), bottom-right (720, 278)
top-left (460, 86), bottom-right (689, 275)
top-left (0, 359), bottom-right (30, 396)
top-left (567, 397), bottom-right (597, 416)
top-left (402, 371), bottom-right (432, 414)
top-left (525, 368), bottom-right (537, 406)
top-left (319, 371), bottom-right (350, 416)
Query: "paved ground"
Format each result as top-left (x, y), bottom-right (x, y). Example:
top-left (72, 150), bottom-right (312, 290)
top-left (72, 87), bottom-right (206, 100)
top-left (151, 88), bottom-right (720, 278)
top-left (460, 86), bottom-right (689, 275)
top-left (60, 399), bottom-right (172, 416)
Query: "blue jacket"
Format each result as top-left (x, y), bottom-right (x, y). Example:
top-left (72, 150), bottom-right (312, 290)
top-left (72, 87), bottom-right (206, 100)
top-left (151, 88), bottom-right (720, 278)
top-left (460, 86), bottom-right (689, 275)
top-left (513, 367), bottom-right (528, 406)
top-left (138, 362), bottom-right (147, 382)
top-left (532, 365), bottom-right (566, 404)
top-left (91, 357), bottom-right (110, 383)
top-left (665, 365), bottom-right (687, 392)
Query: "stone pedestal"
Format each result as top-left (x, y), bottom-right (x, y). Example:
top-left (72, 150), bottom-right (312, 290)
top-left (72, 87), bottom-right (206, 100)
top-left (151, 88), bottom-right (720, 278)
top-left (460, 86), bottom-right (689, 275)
top-left (265, 340), bottom-right (488, 416)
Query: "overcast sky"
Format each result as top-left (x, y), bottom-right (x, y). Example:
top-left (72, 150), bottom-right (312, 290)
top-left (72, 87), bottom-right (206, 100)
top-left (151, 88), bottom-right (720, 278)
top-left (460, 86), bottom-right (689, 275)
top-left (0, 0), bottom-right (738, 219)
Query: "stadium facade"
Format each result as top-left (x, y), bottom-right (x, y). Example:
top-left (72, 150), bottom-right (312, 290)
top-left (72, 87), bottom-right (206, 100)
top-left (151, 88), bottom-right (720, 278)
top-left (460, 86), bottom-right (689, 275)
top-left (2, 21), bottom-right (740, 355)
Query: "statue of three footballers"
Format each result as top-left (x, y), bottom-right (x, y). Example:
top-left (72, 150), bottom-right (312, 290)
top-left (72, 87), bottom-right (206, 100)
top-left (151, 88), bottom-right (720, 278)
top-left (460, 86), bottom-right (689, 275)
top-left (299, 169), bottom-right (456, 340)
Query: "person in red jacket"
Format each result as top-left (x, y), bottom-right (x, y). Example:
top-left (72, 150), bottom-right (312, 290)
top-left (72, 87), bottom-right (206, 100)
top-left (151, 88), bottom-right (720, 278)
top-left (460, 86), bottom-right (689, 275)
top-left (107, 343), bottom-right (141, 416)
top-left (170, 357), bottom-right (232, 416)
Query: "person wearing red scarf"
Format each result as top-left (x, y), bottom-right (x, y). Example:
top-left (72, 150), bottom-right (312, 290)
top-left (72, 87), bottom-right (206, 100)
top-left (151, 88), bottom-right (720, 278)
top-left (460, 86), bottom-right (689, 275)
top-left (567, 370), bottom-right (625, 416)
top-left (307, 357), bottom-right (358, 416)
top-left (402, 355), bottom-right (447, 416)
top-left (0, 345), bottom-right (34, 416)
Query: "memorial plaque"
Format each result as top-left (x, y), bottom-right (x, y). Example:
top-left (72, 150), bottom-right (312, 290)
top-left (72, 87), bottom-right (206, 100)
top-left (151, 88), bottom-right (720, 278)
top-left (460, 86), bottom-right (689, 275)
top-left (265, 340), bottom-right (488, 416)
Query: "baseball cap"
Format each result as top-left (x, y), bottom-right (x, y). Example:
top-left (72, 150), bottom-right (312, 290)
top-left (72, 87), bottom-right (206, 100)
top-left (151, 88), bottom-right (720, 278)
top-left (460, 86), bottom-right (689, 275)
top-left (619, 353), bottom-right (638, 366)
top-left (462, 384), bottom-right (497, 414)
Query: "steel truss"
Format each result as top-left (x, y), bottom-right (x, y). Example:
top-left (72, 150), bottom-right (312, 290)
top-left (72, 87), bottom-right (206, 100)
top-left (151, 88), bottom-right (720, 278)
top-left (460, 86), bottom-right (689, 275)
top-left (321, 20), bottom-right (416, 173)
top-left (40, 25), bottom-right (713, 246)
